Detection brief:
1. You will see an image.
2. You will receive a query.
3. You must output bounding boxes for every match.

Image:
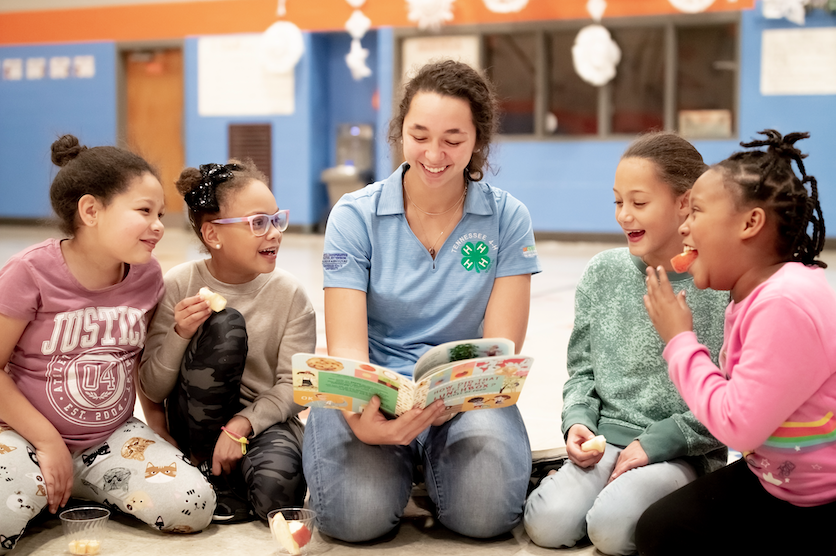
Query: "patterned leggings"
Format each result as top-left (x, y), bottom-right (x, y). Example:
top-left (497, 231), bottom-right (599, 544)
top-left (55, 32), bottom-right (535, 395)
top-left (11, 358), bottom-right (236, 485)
top-left (166, 309), bottom-right (305, 519)
top-left (0, 418), bottom-right (215, 554)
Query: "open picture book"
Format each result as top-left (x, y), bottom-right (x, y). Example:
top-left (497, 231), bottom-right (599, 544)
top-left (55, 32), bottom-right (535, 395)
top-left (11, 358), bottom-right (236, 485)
top-left (292, 338), bottom-right (533, 417)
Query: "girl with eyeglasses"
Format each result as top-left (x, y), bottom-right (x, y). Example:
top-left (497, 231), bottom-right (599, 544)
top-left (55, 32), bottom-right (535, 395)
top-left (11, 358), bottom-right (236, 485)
top-left (139, 160), bottom-right (315, 524)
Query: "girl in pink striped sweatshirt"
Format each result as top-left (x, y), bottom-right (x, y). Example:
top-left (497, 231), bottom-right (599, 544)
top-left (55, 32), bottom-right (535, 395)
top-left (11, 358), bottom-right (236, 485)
top-left (638, 130), bottom-right (836, 555)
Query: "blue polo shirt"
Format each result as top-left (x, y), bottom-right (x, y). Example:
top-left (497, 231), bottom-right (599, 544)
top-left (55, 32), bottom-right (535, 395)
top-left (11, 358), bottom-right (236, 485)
top-left (322, 163), bottom-right (541, 377)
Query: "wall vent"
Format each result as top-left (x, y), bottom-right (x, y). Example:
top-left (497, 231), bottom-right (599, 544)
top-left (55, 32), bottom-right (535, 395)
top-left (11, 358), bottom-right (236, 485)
top-left (228, 123), bottom-right (272, 189)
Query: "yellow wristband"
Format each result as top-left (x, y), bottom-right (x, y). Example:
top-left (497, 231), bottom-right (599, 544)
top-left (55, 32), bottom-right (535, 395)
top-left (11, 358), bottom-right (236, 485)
top-left (221, 426), bottom-right (249, 455)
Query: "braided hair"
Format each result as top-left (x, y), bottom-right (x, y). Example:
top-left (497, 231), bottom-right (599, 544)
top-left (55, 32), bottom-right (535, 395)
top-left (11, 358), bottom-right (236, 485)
top-left (715, 129), bottom-right (826, 268)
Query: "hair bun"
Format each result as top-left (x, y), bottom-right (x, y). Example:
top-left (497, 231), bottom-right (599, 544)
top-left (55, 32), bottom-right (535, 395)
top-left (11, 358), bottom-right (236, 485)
top-left (51, 134), bottom-right (88, 167)
top-left (175, 166), bottom-right (202, 198)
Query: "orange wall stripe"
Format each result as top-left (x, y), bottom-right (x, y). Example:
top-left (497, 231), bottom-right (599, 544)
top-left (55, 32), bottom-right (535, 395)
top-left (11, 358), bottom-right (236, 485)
top-left (0, 0), bottom-right (754, 46)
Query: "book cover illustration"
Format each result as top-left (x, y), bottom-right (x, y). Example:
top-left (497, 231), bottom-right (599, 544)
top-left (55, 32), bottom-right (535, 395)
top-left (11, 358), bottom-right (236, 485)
top-left (292, 338), bottom-right (532, 417)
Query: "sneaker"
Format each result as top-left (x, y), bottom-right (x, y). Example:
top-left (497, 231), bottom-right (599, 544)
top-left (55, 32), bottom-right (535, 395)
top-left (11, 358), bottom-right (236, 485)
top-left (197, 461), bottom-right (254, 524)
top-left (212, 490), bottom-right (254, 523)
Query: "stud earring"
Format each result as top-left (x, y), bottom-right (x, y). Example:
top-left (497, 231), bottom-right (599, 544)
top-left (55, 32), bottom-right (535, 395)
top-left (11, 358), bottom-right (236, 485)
top-left (215, 244), bottom-right (221, 249)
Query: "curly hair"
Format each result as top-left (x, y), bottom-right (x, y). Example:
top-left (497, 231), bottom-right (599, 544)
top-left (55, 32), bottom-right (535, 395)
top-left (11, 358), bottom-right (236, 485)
top-left (388, 59), bottom-right (499, 181)
top-left (715, 129), bottom-right (826, 268)
top-left (176, 158), bottom-right (269, 247)
top-left (49, 134), bottom-right (159, 235)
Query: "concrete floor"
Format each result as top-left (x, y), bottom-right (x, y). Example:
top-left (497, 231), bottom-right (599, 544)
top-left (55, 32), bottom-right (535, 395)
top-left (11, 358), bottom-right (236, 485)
top-left (4, 224), bottom-right (835, 556)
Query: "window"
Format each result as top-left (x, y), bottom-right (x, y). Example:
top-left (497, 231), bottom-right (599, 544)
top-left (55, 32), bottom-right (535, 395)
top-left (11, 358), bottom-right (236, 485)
top-left (395, 13), bottom-right (739, 140)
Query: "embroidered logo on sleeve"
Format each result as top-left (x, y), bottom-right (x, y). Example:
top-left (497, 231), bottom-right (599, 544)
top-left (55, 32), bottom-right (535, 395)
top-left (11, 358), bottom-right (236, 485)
top-left (322, 252), bottom-right (349, 271)
top-left (461, 241), bottom-right (491, 273)
top-left (522, 245), bottom-right (538, 258)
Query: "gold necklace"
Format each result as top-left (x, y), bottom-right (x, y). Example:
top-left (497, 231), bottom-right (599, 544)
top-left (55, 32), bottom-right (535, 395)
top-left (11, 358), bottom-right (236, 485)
top-left (403, 181), bottom-right (467, 216)
top-left (408, 185), bottom-right (467, 258)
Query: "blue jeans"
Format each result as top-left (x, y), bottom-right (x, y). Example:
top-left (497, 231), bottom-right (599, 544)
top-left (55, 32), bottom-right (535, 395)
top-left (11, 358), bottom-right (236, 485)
top-left (303, 406), bottom-right (531, 542)
top-left (524, 444), bottom-right (697, 555)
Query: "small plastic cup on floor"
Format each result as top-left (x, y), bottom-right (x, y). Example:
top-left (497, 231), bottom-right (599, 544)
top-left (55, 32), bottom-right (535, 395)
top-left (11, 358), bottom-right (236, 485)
top-left (59, 506), bottom-right (110, 555)
top-left (268, 507), bottom-right (316, 555)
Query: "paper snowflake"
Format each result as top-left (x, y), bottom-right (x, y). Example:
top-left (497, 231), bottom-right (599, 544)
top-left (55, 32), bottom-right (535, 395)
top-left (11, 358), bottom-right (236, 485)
top-left (482, 0), bottom-right (528, 13)
top-left (763, 0), bottom-right (809, 25)
top-left (668, 0), bottom-right (716, 13)
top-left (345, 9), bottom-right (371, 40)
top-left (572, 24), bottom-right (621, 87)
top-left (586, 0), bottom-right (607, 21)
top-left (345, 38), bottom-right (372, 80)
top-left (406, 0), bottom-right (455, 31)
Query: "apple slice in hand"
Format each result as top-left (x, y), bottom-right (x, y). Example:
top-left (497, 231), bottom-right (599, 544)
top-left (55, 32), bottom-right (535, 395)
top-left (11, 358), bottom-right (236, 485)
top-left (581, 435), bottom-right (607, 453)
top-left (198, 287), bottom-right (227, 312)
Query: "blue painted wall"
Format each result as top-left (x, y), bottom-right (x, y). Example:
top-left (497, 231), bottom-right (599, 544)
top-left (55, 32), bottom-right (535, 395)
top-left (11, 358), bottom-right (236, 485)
top-left (1, 5), bottom-right (834, 235)
top-left (0, 42), bottom-right (117, 218)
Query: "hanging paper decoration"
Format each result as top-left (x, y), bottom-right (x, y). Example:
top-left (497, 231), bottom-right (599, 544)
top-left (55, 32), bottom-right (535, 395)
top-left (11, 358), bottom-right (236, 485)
top-left (343, 0), bottom-right (372, 80)
top-left (261, 20), bottom-right (305, 74)
top-left (406, 0), bottom-right (455, 31)
top-left (763, 0), bottom-right (808, 25)
top-left (668, 0), bottom-right (716, 13)
top-left (346, 9), bottom-right (372, 40)
top-left (586, 0), bottom-right (607, 21)
top-left (572, 24), bottom-right (621, 87)
top-left (483, 0), bottom-right (528, 13)
top-left (346, 39), bottom-right (372, 80)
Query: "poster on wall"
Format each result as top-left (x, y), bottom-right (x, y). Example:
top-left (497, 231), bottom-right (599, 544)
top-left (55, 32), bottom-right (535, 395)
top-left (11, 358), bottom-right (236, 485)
top-left (73, 55), bottom-right (96, 78)
top-left (401, 35), bottom-right (480, 82)
top-left (761, 28), bottom-right (836, 95)
top-left (26, 58), bottom-right (46, 80)
top-left (49, 57), bottom-right (71, 79)
top-left (3, 59), bottom-right (23, 80)
top-left (198, 34), bottom-right (295, 116)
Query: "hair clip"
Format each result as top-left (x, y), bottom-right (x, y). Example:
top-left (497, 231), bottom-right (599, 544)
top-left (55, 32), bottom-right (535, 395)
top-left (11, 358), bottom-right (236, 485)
top-left (184, 163), bottom-right (244, 212)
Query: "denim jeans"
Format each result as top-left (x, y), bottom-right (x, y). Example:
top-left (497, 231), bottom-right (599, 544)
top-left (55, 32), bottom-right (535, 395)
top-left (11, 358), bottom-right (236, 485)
top-left (524, 444), bottom-right (697, 555)
top-left (302, 405), bottom-right (531, 542)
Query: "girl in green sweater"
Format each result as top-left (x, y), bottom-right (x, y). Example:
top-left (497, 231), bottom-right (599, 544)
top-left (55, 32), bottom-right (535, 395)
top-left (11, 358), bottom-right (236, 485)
top-left (524, 132), bottom-right (728, 555)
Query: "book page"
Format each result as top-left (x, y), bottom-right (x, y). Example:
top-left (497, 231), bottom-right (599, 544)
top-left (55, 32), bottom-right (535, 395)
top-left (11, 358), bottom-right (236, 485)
top-left (292, 354), bottom-right (414, 416)
top-left (412, 338), bottom-right (516, 382)
top-left (414, 355), bottom-right (533, 416)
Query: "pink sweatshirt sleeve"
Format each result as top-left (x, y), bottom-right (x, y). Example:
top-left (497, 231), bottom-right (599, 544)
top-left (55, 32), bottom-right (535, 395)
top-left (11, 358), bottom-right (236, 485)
top-left (663, 298), bottom-right (831, 452)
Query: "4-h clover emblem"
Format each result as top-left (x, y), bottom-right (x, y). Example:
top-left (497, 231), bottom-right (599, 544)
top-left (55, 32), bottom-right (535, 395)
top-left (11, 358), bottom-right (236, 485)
top-left (461, 241), bottom-right (491, 273)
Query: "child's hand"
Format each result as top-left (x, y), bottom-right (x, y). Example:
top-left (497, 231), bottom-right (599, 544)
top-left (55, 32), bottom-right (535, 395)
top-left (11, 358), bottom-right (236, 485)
top-left (212, 416), bottom-right (252, 476)
top-left (173, 295), bottom-right (212, 339)
top-left (35, 438), bottom-right (74, 513)
top-left (644, 266), bottom-right (693, 343)
top-left (566, 424), bottom-right (604, 468)
top-left (608, 440), bottom-right (649, 484)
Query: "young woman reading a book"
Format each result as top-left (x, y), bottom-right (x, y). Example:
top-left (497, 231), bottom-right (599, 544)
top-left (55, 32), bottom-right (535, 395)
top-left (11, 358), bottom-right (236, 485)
top-left (304, 60), bottom-right (542, 542)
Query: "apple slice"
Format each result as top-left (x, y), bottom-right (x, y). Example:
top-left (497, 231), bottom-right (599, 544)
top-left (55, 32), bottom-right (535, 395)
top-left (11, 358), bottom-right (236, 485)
top-left (271, 512), bottom-right (312, 555)
top-left (289, 521), bottom-right (312, 548)
top-left (198, 287), bottom-right (227, 312)
top-left (670, 247), bottom-right (698, 273)
top-left (581, 435), bottom-right (607, 453)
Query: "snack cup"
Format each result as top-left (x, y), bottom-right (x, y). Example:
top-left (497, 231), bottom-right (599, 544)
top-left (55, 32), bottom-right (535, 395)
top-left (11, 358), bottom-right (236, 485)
top-left (59, 507), bottom-right (110, 555)
top-left (268, 507), bottom-right (316, 555)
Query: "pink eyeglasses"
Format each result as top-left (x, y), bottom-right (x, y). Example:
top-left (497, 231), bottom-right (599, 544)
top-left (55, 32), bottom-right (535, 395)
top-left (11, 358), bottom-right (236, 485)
top-left (210, 209), bottom-right (289, 236)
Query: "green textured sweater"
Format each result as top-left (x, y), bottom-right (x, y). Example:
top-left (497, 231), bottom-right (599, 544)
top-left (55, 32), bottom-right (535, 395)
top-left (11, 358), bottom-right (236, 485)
top-left (562, 248), bottom-right (729, 475)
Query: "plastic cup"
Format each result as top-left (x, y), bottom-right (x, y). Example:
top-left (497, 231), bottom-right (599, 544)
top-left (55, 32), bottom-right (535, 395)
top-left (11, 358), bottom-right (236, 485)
top-left (59, 506), bottom-right (110, 555)
top-left (267, 507), bottom-right (316, 555)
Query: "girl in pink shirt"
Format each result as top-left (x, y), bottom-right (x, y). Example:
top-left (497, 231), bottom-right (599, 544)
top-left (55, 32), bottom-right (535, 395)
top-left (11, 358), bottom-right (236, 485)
top-left (639, 130), bottom-right (836, 555)
top-left (0, 135), bottom-right (214, 554)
